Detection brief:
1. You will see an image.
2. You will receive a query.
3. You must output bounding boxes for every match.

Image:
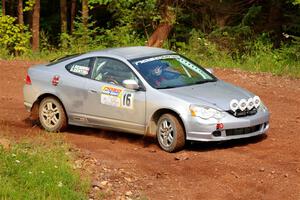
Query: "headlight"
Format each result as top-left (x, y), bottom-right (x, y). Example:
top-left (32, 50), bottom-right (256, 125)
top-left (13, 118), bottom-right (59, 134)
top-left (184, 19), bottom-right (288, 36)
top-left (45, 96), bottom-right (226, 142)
top-left (190, 105), bottom-right (225, 119)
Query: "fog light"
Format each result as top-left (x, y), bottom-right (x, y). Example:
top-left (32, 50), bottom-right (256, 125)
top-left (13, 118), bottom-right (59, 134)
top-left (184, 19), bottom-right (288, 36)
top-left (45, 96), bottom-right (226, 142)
top-left (212, 130), bottom-right (221, 137)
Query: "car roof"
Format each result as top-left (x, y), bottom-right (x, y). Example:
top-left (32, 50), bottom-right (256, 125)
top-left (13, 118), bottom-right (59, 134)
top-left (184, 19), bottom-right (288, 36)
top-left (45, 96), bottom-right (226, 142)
top-left (85, 46), bottom-right (175, 60)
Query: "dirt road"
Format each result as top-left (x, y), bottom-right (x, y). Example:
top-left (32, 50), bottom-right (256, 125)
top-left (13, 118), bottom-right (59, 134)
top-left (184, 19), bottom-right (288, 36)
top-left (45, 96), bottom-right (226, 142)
top-left (1, 60), bottom-right (300, 200)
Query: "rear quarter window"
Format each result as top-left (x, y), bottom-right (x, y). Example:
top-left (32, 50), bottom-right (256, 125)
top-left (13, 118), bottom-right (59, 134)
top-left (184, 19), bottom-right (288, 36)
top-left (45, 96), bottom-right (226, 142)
top-left (65, 58), bottom-right (93, 78)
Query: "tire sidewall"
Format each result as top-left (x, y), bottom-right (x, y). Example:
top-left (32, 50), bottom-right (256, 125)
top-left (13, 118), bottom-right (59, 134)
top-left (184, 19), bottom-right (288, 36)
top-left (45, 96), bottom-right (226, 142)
top-left (39, 97), bottom-right (65, 132)
top-left (157, 114), bottom-right (180, 152)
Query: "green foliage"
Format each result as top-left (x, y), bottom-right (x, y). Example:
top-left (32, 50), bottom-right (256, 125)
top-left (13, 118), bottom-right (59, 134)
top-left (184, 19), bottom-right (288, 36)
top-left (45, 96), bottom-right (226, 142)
top-left (241, 6), bottom-right (262, 26)
top-left (23, 0), bottom-right (35, 12)
top-left (97, 26), bottom-right (146, 47)
top-left (207, 5), bottom-right (263, 57)
top-left (0, 135), bottom-right (89, 200)
top-left (293, 0), bottom-right (300, 5)
top-left (0, 15), bottom-right (31, 55)
top-left (59, 17), bottom-right (103, 53)
top-left (107, 0), bottom-right (160, 37)
top-left (39, 30), bottom-right (53, 52)
top-left (174, 29), bottom-right (300, 77)
top-left (88, 0), bottom-right (113, 8)
top-left (175, 29), bottom-right (221, 60)
top-left (56, 0), bottom-right (156, 52)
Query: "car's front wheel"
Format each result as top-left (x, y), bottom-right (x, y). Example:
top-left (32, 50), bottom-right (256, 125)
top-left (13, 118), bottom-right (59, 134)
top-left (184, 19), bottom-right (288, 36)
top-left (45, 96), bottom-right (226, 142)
top-left (39, 97), bottom-right (67, 132)
top-left (157, 114), bottom-right (185, 152)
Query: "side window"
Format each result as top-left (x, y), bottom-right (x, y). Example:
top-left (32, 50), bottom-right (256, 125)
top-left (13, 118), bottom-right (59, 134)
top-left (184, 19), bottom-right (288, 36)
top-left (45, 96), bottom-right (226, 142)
top-left (91, 57), bottom-right (138, 86)
top-left (66, 58), bottom-right (92, 77)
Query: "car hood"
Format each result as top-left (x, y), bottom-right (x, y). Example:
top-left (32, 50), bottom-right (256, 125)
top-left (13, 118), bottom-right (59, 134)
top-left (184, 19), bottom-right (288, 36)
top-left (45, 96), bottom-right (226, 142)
top-left (163, 80), bottom-right (254, 111)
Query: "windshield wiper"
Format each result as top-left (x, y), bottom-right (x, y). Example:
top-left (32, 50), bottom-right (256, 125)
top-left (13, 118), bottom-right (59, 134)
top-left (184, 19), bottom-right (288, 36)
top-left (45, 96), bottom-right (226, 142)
top-left (194, 79), bottom-right (216, 84)
top-left (157, 86), bottom-right (178, 89)
top-left (157, 84), bottom-right (186, 89)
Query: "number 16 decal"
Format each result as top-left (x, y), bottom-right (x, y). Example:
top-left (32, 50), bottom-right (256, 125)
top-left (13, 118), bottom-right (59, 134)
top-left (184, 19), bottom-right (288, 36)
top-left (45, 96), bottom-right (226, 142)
top-left (122, 92), bottom-right (134, 109)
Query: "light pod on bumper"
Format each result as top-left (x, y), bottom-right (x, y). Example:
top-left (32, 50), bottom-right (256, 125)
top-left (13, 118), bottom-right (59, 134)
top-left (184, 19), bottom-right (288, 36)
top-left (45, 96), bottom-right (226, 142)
top-left (239, 99), bottom-right (247, 111)
top-left (253, 96), bottom-right (261, 108)
top-left (247, 98), bottom-right (254, 110)
top-left (230, 99), bottom-right (239, 112)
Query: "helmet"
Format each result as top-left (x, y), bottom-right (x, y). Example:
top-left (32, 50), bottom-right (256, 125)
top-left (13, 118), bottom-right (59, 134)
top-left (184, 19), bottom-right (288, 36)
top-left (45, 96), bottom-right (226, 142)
top-left (152, 66), bottom-right (163, 76)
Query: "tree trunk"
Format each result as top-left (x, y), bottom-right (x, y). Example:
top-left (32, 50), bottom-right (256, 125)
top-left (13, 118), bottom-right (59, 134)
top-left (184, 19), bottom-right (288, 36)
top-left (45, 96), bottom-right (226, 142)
top-left (2, 0), bottom-right (5, 16)
top-left (216, 14), bottom-right (230, 29)
top-left (17, 0), bottom-right (24, 25)
top-left (60, 0), bottom-right (67, 33)
top-left (267, 0), bottom-right (283, 48)
top-left (32, 0), bottom-right (40, 51)
top-left (70, 0), bottom-right (76, 33)
top-left (82, 0), bottom-right (88, 29)
top-left (147, 1), bottom-right (176, 47)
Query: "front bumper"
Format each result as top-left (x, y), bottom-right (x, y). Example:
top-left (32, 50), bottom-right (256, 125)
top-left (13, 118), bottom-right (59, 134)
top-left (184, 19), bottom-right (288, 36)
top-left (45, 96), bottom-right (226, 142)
top-left (185, 109), bottom-right (270, 142)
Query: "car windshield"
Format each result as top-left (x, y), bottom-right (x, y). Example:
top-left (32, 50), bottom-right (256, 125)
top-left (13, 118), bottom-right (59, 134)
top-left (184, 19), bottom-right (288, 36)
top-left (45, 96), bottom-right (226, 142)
top-left (131, 54), bottom-right (217, 89)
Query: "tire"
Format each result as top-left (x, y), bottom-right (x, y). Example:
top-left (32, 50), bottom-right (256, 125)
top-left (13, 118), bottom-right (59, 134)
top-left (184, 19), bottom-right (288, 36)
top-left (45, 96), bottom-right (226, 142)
top-left (157, 114), bottom-right (185, 152)
top-left (39, 97), bottom-right (67, 132)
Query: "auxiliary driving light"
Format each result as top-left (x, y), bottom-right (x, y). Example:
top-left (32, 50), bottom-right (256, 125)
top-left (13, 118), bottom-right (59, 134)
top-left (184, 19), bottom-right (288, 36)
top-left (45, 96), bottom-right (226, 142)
top-left (230, 99), bottom-right (239, 112)
top-left (239, 99), bottom-right (247, 111)
top-left (253, 96), bottom-right (261, 108)
top-left (247, 98), bottom-right (254, 110)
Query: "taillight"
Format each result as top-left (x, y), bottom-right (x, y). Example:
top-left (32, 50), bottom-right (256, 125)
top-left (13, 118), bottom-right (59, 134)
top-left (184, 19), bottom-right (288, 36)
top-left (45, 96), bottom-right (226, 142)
top-left (25, 74), bottom-right (32, 85)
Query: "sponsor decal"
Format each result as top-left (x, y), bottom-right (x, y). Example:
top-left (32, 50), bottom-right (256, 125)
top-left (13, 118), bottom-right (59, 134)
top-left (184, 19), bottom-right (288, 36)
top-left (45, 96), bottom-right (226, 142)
top-left (100, 86), bottom-right (134, 109)
top-left (102, 86), bottom-right (122, 97)
top-left (134, 55), bottom-right (180, 65)
top-left (70, 65), bottom-right (90, 75)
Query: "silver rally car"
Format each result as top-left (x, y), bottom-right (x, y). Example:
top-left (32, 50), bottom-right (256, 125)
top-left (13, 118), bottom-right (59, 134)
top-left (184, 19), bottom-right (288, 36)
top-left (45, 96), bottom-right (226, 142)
top-left (23, 46), bottom-right (270, 152)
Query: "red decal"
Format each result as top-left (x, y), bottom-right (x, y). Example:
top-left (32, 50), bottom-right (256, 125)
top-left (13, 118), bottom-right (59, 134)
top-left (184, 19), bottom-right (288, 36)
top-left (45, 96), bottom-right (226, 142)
top-left (52, 75), bottom-right (60, 86)
top-left (25, 74), bottom-right (32, 85)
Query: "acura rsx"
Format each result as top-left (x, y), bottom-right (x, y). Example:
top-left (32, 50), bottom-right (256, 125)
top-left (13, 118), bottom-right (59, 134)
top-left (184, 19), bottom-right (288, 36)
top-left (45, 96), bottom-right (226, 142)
top-left (23, 46), bottom-right (270, 152)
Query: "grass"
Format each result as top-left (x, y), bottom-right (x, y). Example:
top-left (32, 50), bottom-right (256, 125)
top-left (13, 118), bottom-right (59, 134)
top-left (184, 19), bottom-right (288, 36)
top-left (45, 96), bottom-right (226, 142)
top-left (0, 134), bottom-right (89, 200)
top-left (180, 48), bottom-right (300, 78)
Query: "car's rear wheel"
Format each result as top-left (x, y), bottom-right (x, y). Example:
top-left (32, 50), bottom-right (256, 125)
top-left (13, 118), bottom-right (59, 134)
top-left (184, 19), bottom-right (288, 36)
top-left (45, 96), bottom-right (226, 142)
top-left (157, 114), bottom-right (185, 152)
top-left (39, 97), bottom-right (67, 132)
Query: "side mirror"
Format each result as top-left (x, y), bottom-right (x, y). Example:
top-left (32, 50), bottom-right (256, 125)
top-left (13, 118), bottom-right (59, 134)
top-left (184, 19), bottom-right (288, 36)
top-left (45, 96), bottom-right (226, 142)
top-left (205, 68), bottom-right (214, 74)
top-left (123, 79), bottom-right (139, 90)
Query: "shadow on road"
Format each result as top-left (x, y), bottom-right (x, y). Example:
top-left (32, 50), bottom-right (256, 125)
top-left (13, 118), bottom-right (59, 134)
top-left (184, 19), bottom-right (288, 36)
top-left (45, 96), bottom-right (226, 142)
top-left (185, 134), bottom-right (268, 152)
top-left (21, 117), bottom-right (268, 152)
top-left (66, 124), bottom-right (268, 152)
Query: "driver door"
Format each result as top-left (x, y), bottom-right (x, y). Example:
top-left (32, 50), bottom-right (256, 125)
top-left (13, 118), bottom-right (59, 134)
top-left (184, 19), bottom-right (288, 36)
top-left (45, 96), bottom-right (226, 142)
top-left (84, 57), bottom-right (146, 134)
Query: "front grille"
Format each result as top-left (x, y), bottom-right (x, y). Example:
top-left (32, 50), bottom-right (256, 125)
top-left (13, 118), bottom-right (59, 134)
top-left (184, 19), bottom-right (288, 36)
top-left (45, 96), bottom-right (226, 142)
top-left (227, 108), bottom-right (257, 118)
top-left (226, 124), bottom-right (262, 136)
